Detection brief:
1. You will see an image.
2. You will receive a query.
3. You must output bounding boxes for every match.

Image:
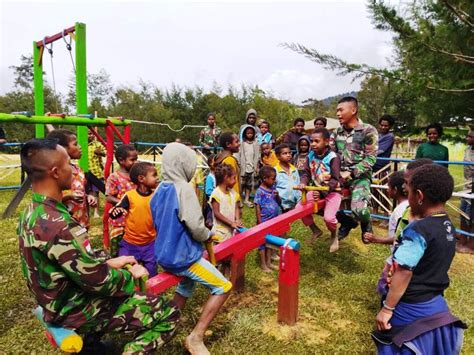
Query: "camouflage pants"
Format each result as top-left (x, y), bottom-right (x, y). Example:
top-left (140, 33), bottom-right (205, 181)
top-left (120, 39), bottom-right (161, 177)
top-left (348, 178), bottom-right (371, 225)
top-left (77, 292), bottom-right (180, 354)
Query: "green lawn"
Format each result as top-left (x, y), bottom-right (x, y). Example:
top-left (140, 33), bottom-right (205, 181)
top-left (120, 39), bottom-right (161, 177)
top-left (0, 165), bottom-right (472, 353)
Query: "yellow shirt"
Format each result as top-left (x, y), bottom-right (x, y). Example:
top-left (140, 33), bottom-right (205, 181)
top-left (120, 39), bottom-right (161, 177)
top-left (222, 155), bottom-right (240, 195)
top-left (262, 150), bottom-right (278, 167)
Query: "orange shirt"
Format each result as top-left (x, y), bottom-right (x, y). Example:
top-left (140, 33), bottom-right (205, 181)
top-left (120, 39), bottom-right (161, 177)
top-left (123, 190), bottom-right (156, 245)
top-left (262, 150), bottom-right (278, 167)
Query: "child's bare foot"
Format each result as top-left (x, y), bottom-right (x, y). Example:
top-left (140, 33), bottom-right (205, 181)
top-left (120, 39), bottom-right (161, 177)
top-left (261, 265), bottom-right (272, 273)
top-left (184, 333), bottom-right (210, 355)
top-left (307, 226), bottom-right (323, 245)
top-left (329, 231), bottom-right (339, 253)
top-left (269, 263), bottom-right (280, 271)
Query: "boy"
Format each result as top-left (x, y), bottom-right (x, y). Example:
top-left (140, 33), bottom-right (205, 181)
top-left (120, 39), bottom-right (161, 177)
top-left (238, 125), bottom-right (260, 207)
top-left (258, 120), bottom-right (275, 147)
top-left (151, 142), bottom-right (232, 355)
top-left (215, 132), bottom-right (241, 195)
top-left (239, 108), bottom-right (261, 142)
top-left (110, 162), bottom-right (159, 277)
top-left (18, 139), bottom-right (179, 354)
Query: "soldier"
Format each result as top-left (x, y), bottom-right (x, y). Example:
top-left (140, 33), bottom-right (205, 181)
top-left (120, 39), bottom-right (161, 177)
top-left (18, 138), bottom-right (179, 354)
top-left (330, 96), bottom-right (378, 242)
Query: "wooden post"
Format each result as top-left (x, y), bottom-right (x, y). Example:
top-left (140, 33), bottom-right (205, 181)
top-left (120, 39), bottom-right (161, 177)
top-left (277, 246), bottom-right (299, 325)
top-left (230, 256), bottom-right (245, 293)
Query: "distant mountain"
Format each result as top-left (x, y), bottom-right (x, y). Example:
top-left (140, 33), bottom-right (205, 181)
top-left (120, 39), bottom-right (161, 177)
top-left (320, 91), bottom-right (357, 105)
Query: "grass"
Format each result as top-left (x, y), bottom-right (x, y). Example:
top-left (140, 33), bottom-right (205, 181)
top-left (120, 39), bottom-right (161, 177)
top-left (0, 164), bottom-right (473, 353)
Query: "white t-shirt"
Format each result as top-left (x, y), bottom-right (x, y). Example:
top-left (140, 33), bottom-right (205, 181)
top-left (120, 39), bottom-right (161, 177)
top-left (388, 200), bottom-right (409, 238)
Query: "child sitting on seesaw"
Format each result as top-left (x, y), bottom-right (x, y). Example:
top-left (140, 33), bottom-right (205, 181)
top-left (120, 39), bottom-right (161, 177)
top-left (274, 143), bottom-right (322, 240)
top-left (254, 165), bottom-right (281, 271)
top-left (47, 129), bottom-right (97, 230)
top-left (307, 128), bottom-right (342, 252)
top-left (110, 162), bottom-right (159, 277)
top-left (373, 163), bottom-right (466, 354)
top-left (106, 144), bottom-right (138, 257)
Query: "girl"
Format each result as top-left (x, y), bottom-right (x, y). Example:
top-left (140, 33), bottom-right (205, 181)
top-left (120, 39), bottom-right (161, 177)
top-left (105, 144), bottom-right (138, 256)
top-left (373, 164), bottom-right (466, 354)
top-left (415, 123), bottom-right (449, 167)
top-left (202, 154), bottom-right (216, 229)
top-left (293, 135), bottom-right (310, 178)
top-left (47, 129), bottom-right (97, 229)
top-left (308, 128), bottom-right (342, 252)
top-left (260, 142), bottom-right (278, 168)
top-left (210, 164), bottom-right (243, 242)
top-left (238, 125), bottom-right (260, 207)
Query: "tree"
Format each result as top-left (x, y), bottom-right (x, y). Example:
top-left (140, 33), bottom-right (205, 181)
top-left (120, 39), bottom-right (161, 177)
top-left (284, 0), bottom-right (474, 124)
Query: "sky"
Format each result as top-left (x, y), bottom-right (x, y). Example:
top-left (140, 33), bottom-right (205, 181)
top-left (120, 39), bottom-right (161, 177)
top-left (0, 0), bottom-right (395, 104)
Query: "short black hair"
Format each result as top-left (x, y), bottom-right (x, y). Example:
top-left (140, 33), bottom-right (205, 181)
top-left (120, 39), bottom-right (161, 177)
top-left (275, 143), bottom-right (291, 156)
top-left (219, 132), bottom-right (237, 150)
top-left (379, 114), bottom-right (395, 126)
top-left (312, 128), bottom-right (330, 140)
top-left (129, 161), bottom-right (155, 185)
top-left (215, 163), bottom-right (235, 185)
top-left (338, 96), bottom-right (358, 106)
top-left (46, 129), bottom-right (75, 147)
top-left (259, 120), bottom-right (270, 128)
top-left (313, 116), bottom-right (327, 127)
top-left (20, 138), bottom-right (59, 181)
top-left (425, 122), bottom-right (443, 136)
top-left (406, 158), bottom-right (433, 171)
top-left (259, 165), bottom-right (276, 180)
top-left (115, 144), bottom-right (137, 162)
top-left (387, 171), bottom-right (406, 196)
top-left (207, 112), bottom-right (216, 119)
top-left (294, 118), bottom-right (305, 126)
top-left (410, 164), bottom-right (453, 204)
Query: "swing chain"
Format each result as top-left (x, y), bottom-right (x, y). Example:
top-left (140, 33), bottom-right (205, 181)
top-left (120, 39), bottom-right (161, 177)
top-left (62, 29), bottom-right (76, 73)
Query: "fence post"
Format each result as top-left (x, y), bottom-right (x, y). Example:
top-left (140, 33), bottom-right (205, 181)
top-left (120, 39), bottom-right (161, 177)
top-left (277, 246), bottom-right (299, 325)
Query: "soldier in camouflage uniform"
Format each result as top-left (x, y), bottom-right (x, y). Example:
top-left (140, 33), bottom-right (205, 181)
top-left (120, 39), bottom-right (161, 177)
top-left (330, 97), bottom-right (378, 242)
top-left (199, 112), bottom-right (222, 156)
top-left (18, 139), bottom-right (179, 354)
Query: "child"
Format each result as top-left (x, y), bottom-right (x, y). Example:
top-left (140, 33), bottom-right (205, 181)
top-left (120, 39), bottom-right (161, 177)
top-left (87, 128), bottom-right (106, 218)
top-left (106, 144), bottom-right (138, 257)
top-left (110, 162), bottom-right (159, 277)
top-left (151, 142), bottom-right (232, 354)
top-left (260, 142), bottom-right (278, 168)
top-left (258, 120), bottom-right (275, 147)
top-left (293, 135), bottom-right (310, 177)
top-left (239, 108), bottom-right (261, 142)
top-left (373, 164), bottom-right (466, 354)
top-left (313, 116), bottom-right (327, 130)
top-left (307, 128), bottom-right (342, 252)
top-left (47, 129), bottom-right (97, 229)
top-left (238, 125), bottom-right (260, 207)
top-left (215, 132), bottom-right (241, 196)
top-left (364, 171), bottom-right (408, 245)
top-left (254, 166), bottom-right (281, 271)
top-left (202, 154), bottom-right (216, 229)
top-left (274, 143), bottom-right (322, 239)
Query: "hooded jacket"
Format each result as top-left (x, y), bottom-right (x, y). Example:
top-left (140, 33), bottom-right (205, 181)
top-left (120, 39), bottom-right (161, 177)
top-left (239, 108), bottom-right (261, 142)
top-left (238, 124), bottom-right (260, 176)
top-left (151, 143), bottom-right (210, 272)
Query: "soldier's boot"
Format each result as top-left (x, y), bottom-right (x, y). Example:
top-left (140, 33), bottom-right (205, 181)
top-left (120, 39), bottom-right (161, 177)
top-left (336, 211), bottom-right (358, 241)
top-left (361, 221), bottom-right (373, 244)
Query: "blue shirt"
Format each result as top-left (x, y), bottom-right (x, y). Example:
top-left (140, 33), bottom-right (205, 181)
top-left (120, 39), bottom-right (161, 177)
top-left (204, 173), bottom-right (216, 197)
top-left (275, 163), bottom-right (301, 209)
top-left (254, 186), bottom-right (281, 222)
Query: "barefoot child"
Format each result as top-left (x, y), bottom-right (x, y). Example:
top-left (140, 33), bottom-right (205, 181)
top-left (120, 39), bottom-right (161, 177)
top-left (151, 142), bottom-right (232, 354)
top-left (238, 125), bottom-right (260, 207)
top-left (106, 145), bottom-right (138, 256)
top-left (18, 139), bottom-right (179, 354)
top-left (254, 166), bottom-right (281, 271)
top-left (274, 143), bottom-right (322, 240)
top-left (110, 162), bottom-right (159, 277)
top-left (307, 128), bottom-right (342, 252)
top-left (210, 164), bottom-right (243, 242)
top-left (373, 164), bottom-right (466, 354)
top-left (47, 129), bottom-right (97, 229)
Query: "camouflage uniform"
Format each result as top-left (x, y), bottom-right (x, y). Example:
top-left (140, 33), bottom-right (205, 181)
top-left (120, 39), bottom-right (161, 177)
top-left (330, 120), bottom-right (378, 230)
top-left (18, 193), bottom-right (179, 354)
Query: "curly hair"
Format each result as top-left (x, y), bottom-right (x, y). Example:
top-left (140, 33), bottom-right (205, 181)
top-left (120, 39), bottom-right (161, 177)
top-left (409, 164), bottom-right (453, 204)
top-left (425, 122), bottom-right (443, 136)
top-left (129, 161), bottom-right (155, 185)
top-left (388, 170), bottom-right (406, 196)
top-left (46, 129), bottom-right (75, 147)
top-left (275, 143), bottom-right (291, 156)
top-left (259, 165), bottom-right (276, 180)
top-left (215, 163), bottom-right (235, 185)
top-left (115, 144), bottom-right (137, 162)
top-left (219, 132), bottom-right (237, 150)
top-left (406, 158), bottom-right (433, 171)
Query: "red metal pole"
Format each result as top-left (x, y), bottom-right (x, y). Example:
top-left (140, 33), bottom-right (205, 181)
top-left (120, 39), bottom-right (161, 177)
top-left (277, 246), bottom-right (300, 325)
top-left (102, 123), bottom-right (115, 249)
top-left (36, 26), bottom-right (76, 47)
top-left (108, 121), bottom-right (126, 143)
top-left (88, 126), bottom-right (107, 147)
top-left (123, 125), bottom-right (131, 144)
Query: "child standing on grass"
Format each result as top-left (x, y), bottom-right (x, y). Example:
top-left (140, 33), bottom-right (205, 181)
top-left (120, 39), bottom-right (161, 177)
top-left (260, 142), bottom-right (278, 167)
top-left (274, 143), bottom-right (322, 240)
top-left (254, 165), bottom-right (281, 272)
top-left (106, 144), bottom-right (138, 257)
top-left (110, 162), bottom-right (159, 277)
top-left (307, 128), bottom-right (342, 252)
top-left (373, 164), bottom-right (466, 354)
top-left (238, 125), bottom-right (260, 207)
top-left (210, 164), bottom-right (243, 242)
top-left (47, 129), bottom-right (97, 230)
top-left (293, 135), bottom-right (311, 177)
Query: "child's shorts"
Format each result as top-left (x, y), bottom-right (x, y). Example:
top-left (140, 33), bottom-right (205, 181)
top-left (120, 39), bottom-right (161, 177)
top-left (241, 172), bottom-right (258, 191)
top-left (174, 258), bottom-right (232, 298)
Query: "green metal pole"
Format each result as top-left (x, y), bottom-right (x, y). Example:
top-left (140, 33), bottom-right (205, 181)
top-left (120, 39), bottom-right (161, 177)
top-left (33, 42), bottom-right (45, 138)
top-left (75, 22), bottom-right (88, 171)
top-left (0, 113), bottom-right (130, 126)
